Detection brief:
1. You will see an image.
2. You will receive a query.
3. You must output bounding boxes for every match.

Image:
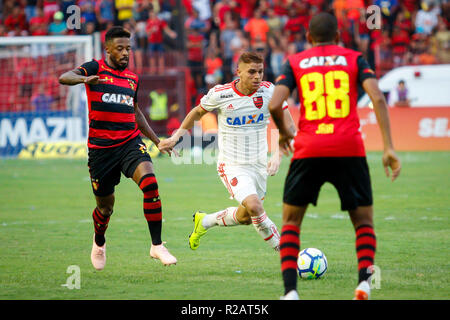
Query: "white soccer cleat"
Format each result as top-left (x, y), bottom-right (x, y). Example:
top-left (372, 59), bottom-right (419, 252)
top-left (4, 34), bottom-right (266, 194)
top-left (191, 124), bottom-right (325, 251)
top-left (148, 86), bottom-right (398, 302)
top-left (280, 290), bottom-right (300, 300)
top-left (150, 242), bottom-right (177, 266)
top-left (91, 234), bottom-right (106, 271)
top-left (353, 280), bottom-right (371, 300)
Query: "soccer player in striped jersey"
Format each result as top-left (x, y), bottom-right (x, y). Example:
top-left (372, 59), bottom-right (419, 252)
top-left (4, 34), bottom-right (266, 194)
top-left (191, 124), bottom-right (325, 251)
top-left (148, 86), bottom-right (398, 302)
top-left (269, 13), bottom-right (401, 300)
top-left (160, 52), bottom-right (296, 252)
top-left (59, 26), bottom-right (177, 269)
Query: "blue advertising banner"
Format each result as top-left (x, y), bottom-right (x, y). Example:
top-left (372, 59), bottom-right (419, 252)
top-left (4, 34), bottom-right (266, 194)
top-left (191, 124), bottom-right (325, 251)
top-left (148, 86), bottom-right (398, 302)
top-left (0, 111), bottom-right (87, 158)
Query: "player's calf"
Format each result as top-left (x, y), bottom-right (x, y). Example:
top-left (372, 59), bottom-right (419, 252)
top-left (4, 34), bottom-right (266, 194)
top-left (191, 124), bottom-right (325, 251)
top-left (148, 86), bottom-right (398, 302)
top-left (251, 211), bottom-right (280, 250)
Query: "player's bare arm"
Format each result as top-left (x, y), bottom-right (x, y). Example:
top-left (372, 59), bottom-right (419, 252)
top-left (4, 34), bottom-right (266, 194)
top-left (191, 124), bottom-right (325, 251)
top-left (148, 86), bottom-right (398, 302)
top-left (362, 78), bottom-right (401, 181)
top-left (58, 68), bottom-right (106, 86)
top-left (269, 84), bottom-right (295, 155)
top-left (267, 107), bottom-right (296, 176)
top-left (133, 102), bottom-right (172, 156)
top-left (159, 105), bottom-right (208, 149)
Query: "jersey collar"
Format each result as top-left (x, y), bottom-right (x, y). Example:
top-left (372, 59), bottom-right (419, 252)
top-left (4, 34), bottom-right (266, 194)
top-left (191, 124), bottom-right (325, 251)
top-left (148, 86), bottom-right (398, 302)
top-left (232, 79), bottom-right (258, 97)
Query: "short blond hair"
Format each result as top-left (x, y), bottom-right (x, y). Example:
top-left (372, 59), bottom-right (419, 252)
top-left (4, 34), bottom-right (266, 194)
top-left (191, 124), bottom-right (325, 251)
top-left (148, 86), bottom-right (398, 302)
top-left (237, 52), bottom-right (264, 65)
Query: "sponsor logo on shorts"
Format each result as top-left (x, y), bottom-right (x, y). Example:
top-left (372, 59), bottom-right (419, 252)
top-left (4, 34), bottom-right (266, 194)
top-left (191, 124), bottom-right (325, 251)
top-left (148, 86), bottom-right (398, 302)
top-left (91, 178), bottom-right (99, 191)
top-left (138, 143), bottom-right (147, 154)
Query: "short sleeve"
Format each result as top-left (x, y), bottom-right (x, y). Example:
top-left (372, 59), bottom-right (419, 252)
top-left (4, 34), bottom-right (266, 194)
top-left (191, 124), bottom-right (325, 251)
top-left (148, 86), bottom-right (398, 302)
top-left (199, 88), bottom-right (219, 112)
top-left (275, 60), bottom-right (296, 92)
top-left (357, 56), bottom-right (376, 85)
top-left (77, 59), bottom-right (99, 76)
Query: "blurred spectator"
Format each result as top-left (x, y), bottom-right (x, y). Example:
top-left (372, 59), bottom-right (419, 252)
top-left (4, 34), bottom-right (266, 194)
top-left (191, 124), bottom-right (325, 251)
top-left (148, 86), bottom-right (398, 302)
top-left (432, 18), bottom-right (450, 63)
top-left (80, 0), bottom-right (97, 25)
top-left (192, 0), bottom-right (212, 22)
top-left (374, 0), bottom-right (400, 33)
top-left (29, 7), bottom-right (48, 36)
top-left (244, 8), bottom-right (269, 46)
top-left (96, 0), bottom-right (116, 29)
top-left (115, 0), bottom-right (135, 24)
top-left (235, 0), bottom-right (258, 28)
top-left (220, 15), bottom-right (238, 83)
top-left (354, 12), bottom-right (370, 59)
top-left (43, 0), bottom-right (60, 23)
top-left (389, 80), bottom-right (411, 107)
top-left (204, 48), bottom-right (223, 88)
top-left (284, 6), bottom-right (309, 43)
top-left (134, 0), bottom-right (152, 73)
top-left (83, 21), bottom-right (96, 35)
top-left (333, 0), bottom-right (347, 23)
top-left (267, 35), bottom-right (285, 79)
top-left (187, 26), bottom-right (205, 90)
top-left (185, 8), bottom-right (210, 35)
top-left (146, 9), bottom-right (177, 73)
top-left (4, 6), bottom-right (28, 36)
top-left (415, 1), bottom-right (439, 35)
top-left (24, 0), bottom-right (38, 22)
top-left (266, 7), bottom-right (284, 36)
top-left (213, 0), bottom-right (236, 31)
top-left (391, 26), bottom-right (410, 66)
top-left (31, 84), bottom-right (55, 112)
top-left (346, 0), bottom-right (365, 26)
top-left (48, 11), bottom-right (68, 35)
top-left (0, 24), bottom-right (7, 37)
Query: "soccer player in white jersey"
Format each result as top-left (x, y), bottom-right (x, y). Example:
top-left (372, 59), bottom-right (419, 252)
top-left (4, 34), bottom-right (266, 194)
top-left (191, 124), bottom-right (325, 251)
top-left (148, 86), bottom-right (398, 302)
top-left (160, 52), bottom-right (296, 251)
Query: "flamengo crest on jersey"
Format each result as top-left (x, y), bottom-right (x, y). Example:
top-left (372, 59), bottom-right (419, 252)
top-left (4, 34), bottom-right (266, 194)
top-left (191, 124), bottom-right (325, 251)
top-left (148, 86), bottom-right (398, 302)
top-left (200, 80), bottom-right (285, 166)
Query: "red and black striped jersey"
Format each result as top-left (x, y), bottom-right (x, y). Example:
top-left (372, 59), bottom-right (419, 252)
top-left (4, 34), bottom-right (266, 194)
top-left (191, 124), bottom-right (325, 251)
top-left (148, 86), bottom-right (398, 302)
top-left (276, 45), bottom-right (376, 159)
top-left (78, 59), bottom-right (140, 149)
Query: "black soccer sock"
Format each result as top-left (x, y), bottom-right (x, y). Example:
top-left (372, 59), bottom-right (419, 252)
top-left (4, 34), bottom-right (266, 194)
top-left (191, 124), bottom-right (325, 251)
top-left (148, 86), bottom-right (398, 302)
top-left (139, 173), bottom-right (162, 245)
top-left (92, 207), bottom-right (110, 246)
top-left (355, 224), bottom-right (377, 283)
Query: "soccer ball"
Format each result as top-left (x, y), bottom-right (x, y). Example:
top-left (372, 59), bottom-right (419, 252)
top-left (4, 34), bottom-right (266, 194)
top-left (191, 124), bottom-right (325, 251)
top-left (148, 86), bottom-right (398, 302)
top-left (297, 248), bottom-right (328, 279)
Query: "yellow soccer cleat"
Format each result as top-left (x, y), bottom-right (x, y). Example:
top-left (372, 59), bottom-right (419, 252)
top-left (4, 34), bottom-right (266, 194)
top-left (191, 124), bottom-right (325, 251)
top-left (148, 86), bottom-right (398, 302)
top-left (188, 211), bottom-right (207, 250)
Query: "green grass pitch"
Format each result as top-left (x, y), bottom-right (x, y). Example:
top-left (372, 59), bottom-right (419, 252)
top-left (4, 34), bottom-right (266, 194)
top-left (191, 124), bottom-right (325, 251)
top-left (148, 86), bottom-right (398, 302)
top-left (0, 152), bottom-right (449, 300)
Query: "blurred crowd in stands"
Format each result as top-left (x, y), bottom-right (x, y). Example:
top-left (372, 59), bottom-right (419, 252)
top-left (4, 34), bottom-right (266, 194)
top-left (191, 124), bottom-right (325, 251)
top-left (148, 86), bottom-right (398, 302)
top-left (1, 0), bottom-right (449, 111)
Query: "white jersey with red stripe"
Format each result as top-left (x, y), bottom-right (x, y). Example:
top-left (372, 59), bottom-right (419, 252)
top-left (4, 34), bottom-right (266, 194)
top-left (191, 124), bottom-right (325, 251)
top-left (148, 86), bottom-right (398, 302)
top-left (200, 79), bottom-right (287, 166)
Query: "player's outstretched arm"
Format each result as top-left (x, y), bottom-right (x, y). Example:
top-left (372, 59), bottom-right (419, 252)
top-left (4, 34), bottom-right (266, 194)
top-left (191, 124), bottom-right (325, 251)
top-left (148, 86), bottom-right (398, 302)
top-left (269, 85), bottom-right (295, 156)
top-left (267, 107), bottom-right (297, 175)
top-left (59, 68), bottom-right (106, 86)
top-left (159, 105), bottom-right (208, 150)
top-left (362, 78), bottom-right (401, 181)
top-left (134, 103), bottom-right (175, 156)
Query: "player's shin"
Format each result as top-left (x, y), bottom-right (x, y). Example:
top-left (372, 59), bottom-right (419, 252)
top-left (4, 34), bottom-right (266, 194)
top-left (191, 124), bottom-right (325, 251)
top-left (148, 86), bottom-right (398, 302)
top-left (201, 207), bottom-right (240, 229)
top-left (280, 224), bottom-right (300, 295)
top-left (251, 212), bottom-right (280, 250)
top-left (139, 173), bottom-right (162, 245)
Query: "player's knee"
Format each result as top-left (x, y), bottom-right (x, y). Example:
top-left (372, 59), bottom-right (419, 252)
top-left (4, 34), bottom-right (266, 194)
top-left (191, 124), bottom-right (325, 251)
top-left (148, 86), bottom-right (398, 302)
top-left (245, 201), bottom-right (264, 217)
top-left (238, 214), bottom-right (252, 225)
top-left (97, 205), bottom-right (113, 217)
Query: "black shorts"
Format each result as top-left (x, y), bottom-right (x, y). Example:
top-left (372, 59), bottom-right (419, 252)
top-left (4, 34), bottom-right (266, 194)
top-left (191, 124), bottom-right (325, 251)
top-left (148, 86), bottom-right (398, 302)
top-left (283, 157), bottom-right (373, 211)
top-left (88, 135), bottom-right (152, 197)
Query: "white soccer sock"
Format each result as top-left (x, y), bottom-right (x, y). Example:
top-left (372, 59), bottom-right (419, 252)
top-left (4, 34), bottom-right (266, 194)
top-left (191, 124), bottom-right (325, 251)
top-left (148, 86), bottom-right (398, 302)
top-left (251, 212), bottom-right (280, 250)
top-left (201, 207), bottom-right (240, 229)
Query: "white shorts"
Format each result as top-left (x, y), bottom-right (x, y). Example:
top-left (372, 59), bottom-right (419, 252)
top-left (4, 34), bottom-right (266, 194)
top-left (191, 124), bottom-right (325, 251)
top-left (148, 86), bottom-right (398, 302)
top-left (217, 162), bottom-right (268, 204)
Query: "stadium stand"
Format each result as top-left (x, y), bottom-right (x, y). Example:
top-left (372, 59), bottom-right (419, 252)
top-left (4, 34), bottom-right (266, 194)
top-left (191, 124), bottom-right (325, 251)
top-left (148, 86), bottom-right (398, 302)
top-left (1, 0), bottom-right (449, 113)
